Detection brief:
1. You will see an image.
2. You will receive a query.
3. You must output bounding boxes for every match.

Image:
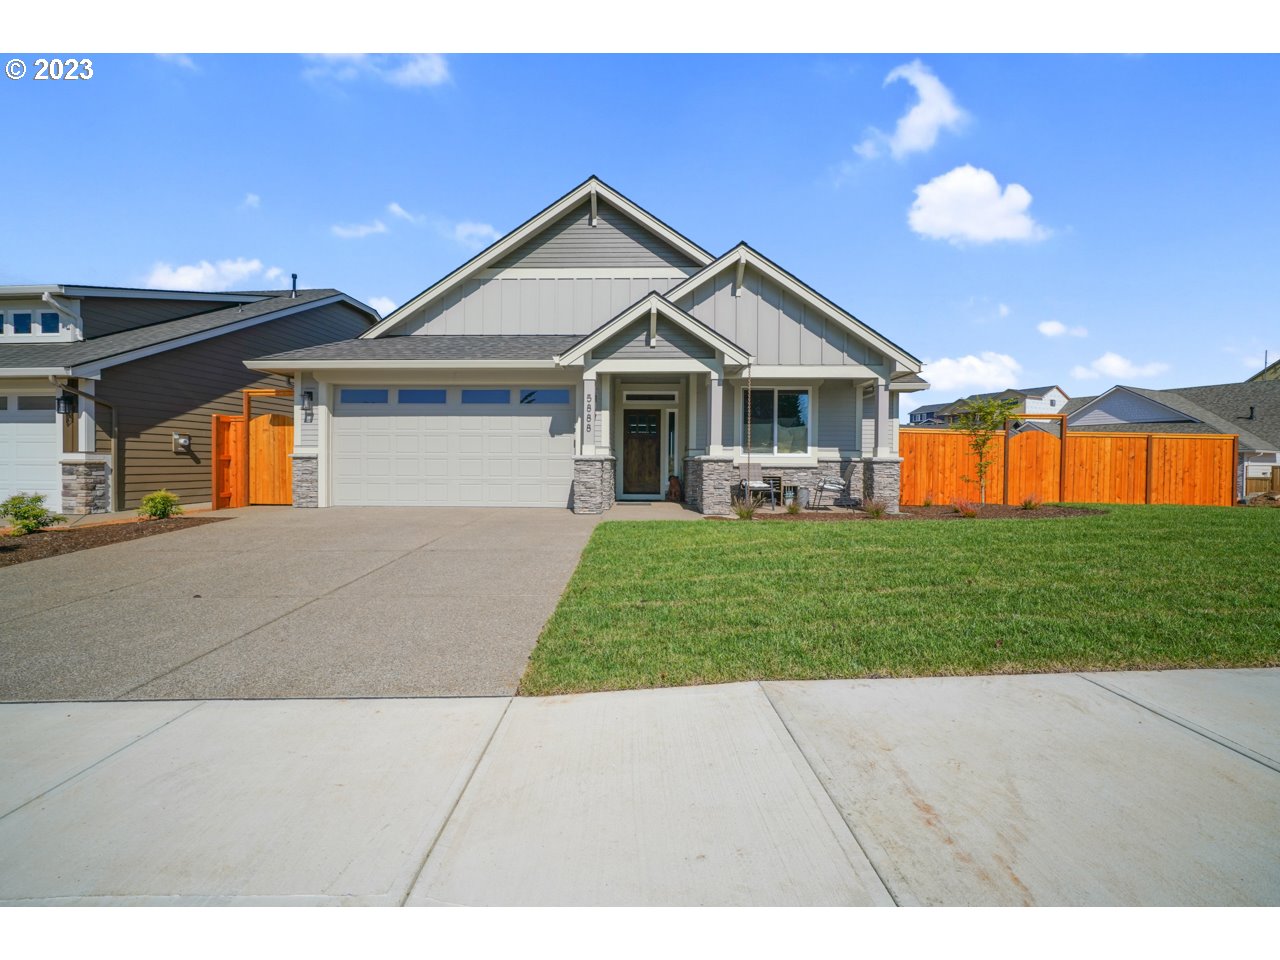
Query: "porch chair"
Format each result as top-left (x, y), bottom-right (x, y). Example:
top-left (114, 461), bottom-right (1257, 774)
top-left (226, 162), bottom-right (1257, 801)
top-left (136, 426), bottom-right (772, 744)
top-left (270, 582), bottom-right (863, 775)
top-left (810, 465), bottom-right (853, 509)
top-left (737, 462), bottom-right (776, 509)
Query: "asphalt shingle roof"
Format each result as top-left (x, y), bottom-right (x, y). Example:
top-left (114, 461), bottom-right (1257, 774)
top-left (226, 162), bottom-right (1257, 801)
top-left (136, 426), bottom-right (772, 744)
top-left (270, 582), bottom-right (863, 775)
top-left (0, 289), bottom-right (342, 371)
top-left (253, 334), bottom-right (585, 364)
top-left (1069, 382), bottom-right (1279, 453)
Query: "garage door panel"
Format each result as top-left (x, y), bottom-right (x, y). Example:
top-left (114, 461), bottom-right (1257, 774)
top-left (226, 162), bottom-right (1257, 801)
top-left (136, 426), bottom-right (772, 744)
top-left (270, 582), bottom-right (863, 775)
top-left (332, 388), bottom-right (575, 507)
top-left (0, 403), bottom-right (62, 508)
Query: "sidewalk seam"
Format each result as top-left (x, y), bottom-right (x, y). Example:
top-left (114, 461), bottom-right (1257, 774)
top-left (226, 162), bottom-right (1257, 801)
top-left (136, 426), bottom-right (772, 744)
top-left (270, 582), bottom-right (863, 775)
top-left (0, 700), bottom-right (208, 822)
top-left (397, 696), bottom-right (514, 907)
top-left (1077, 674), bottom-right (1280, 774)
top-left (756, 682), bottom-right (903, 907)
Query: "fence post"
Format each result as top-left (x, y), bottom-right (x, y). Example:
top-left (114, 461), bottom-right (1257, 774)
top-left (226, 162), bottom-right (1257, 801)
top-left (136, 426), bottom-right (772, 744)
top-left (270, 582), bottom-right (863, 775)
top-left (1145, 434), bottom-right (1154, 504)
top-left (1058, 414), bottom-right (1067, 502)
top-left (1002, 420), bottom-right (1011, 505)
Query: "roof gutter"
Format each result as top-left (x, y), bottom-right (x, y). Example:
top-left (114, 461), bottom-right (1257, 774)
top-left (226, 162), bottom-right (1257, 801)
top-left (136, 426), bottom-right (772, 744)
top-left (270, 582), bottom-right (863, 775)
top-left (50, 376), bottom-right (120, 512)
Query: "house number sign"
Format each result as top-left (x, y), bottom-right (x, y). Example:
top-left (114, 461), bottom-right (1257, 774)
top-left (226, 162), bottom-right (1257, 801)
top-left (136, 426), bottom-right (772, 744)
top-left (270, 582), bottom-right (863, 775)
top-left (584, 390), bottom-right (594, 437)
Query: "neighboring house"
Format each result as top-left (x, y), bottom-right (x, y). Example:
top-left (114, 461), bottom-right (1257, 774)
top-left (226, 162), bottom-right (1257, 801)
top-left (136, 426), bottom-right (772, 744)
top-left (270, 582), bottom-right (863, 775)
top-left (1067, 381), bottom-right (1279, 490)
top-left (1249, 357), bottom-right (1279, 382)
top-left (246, 177), bottom-right (928, 514)
top-left (907, 386), bottom-right (1069, 426)
top-left (0, 285), bottom-right (376, 513)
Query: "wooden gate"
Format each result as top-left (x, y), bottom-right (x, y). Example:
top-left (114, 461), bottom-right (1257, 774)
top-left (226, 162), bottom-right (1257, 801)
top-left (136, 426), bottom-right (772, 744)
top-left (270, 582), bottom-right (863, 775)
top-left (212, 388), bottom-right (295, 508)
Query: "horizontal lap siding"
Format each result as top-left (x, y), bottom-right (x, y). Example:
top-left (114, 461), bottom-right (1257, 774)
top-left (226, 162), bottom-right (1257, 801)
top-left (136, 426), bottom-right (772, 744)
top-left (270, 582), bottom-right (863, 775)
top-left (79, 297), bottom-right (234, 338)
top-left (492, 200), bottom-right (700, 270)
top-left (93, 302), bottom-right (370, 507)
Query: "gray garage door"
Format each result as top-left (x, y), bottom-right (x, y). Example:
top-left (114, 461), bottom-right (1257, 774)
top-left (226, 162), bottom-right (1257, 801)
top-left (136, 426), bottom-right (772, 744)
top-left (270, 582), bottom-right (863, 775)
top-left (0, 394), bottom-right (61, 509)
top-left (331, 386), bottom-right (575, 507)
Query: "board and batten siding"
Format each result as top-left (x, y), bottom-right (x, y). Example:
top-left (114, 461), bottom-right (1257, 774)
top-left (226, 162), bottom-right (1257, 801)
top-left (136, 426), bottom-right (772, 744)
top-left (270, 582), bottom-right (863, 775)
top-left (816, 380), bottom-right (856, 452)
top-left (594, 318), bottom-right (714, 360)
top-left (493, 199), bottom-right (701, 270)
top-left (1072, 389), bottom-right (1193, 427)
top-left (93, 301), bottom-right (370, 508)
top-left (79, 297), bottom-right (234, 339)
top-left (398, 275), bottom-right (688, 337)
top-left (675, 266), bottom-right (885, 368)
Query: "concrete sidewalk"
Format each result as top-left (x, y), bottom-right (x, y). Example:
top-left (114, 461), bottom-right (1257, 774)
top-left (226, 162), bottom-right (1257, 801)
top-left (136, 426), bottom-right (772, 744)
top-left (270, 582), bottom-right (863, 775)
top-left (0, 669), bottom-right (1277, 906)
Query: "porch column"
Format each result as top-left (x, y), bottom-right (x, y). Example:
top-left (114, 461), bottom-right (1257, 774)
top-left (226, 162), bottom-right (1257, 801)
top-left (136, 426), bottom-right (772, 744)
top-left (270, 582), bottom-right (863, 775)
top-left (708, 375), bottom-right (724, 455)
top-left (579, 371), bottom-right (597, 455)
top-left (687, 374), bottom-right (701, 455)
top-left (873, 379), bottom-right (891, 458)
top-left (598, 374), bottom-right (612, 454)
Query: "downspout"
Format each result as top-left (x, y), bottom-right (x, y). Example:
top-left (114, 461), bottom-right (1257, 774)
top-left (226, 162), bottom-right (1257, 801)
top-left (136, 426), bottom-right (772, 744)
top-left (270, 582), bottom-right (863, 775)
top-left (50, 376), bottom-right (119, 512)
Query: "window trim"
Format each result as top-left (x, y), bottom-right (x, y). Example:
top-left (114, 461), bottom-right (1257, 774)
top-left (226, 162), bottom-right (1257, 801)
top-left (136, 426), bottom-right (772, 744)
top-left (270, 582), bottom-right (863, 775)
top-left (741, 386), bottom-right (812, 457)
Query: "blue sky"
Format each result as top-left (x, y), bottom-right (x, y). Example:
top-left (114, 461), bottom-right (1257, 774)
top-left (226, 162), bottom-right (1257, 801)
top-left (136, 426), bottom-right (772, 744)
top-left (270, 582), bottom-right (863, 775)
top-left (2, 53), bottom-right (1277, 412)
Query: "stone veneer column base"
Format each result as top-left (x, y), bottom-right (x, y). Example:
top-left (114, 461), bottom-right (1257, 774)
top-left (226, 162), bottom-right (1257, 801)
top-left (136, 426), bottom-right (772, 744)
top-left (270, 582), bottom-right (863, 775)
top-left (572, 455), bottom-right (616, 515)
top-left (684, 456), bottom-right (735, 515)
top-left (862, 457), bottom-right (903, 514)
top-left (291, 453), bottom-right (319, 508)
top-left (60, 456), bottom-right (112, 514)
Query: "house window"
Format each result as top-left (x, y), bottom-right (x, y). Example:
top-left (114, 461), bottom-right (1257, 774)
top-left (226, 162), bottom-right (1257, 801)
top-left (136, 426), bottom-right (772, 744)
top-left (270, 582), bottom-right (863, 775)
top-left (12, 312), bottom-right (33, 334)
top-left (40, 312), bottom-right (60, 334)
top-left (1049, 398), bottom-right (1057, 407)
top-left (340, 388), bottom-right (388, 404)
top-left (519, 389), bottom-right (570, 405)
top-left (398, 389), bottom-right (446, 404)
top-left (462, 389), bottom-right (510, 404)
top-left (742, 388), bottom-right (810, 455)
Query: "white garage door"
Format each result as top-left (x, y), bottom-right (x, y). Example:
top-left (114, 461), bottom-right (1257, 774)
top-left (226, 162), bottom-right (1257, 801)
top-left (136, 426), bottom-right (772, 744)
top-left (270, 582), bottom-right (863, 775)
top-left (331, 386), bottom-right (575, 507)
top-left (0, 395), bottom-right (61, 508)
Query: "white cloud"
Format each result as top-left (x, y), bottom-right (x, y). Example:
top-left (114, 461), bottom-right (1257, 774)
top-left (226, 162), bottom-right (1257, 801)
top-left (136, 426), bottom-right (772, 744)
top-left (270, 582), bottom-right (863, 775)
top-left (331, 219), bottom-right (388, 240)
top-left (387, 201), bottom-right (425, 224)
top-left (1037, 319), bottom-right (1087, 338)
top-left (855, 60), bottom-right (968, 161)
top-left (453, 221), bottom-right (500, 249)
top-left (921, 351), bottom-right (1022, 393)
top-left (367, 296), bottom-right (397, 317)
top-left (303, 54), bottom-right (450, 89)
top-left (145, 257), bottom-right (280, 292)
top-left (909, 165), bottom-right (1049, 245)
top-left (241, 192), bottom-right (260, 210)
top-left (998, 303), bottom-right (1011, 318)
top-left (1070, 352), bottom-right (1169, 381)
top-left (156, 54), bottom-right (197, 71)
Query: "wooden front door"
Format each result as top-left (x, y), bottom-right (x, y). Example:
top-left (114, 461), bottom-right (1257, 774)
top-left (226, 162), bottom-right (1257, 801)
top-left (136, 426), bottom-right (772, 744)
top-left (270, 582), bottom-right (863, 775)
top-left (623, 409), bottom-right (661, 495)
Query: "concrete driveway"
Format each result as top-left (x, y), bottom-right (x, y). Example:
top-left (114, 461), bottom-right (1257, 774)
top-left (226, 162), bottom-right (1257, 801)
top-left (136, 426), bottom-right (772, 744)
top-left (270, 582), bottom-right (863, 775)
top-left (0, 507), bottom-right (599, 700)
top-left (0, 669), bottom-right (1276, 906)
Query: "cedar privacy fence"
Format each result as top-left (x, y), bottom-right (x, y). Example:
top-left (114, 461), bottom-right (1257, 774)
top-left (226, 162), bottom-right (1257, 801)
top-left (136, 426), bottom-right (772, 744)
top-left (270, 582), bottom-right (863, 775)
top-left (900, 420), bottom-right (1238, 507)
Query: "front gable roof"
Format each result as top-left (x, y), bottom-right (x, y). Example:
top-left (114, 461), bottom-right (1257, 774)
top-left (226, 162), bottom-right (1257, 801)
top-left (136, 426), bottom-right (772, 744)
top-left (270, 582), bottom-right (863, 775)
top-left (362, 177), bottom-right (714, 339)
top-left (555, 292), bottom-right (752, 367)
top-left (665, 243), bottom-right (921, 373)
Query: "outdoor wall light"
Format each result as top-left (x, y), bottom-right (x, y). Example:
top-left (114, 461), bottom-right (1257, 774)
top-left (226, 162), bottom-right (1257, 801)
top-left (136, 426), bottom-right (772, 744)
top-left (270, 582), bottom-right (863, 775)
top-left (56, 393), bottom-right (76, 416)
top-left (172, 433), bottom-right (192, 454)
top-left (302, 390), bottom-right (315, 422)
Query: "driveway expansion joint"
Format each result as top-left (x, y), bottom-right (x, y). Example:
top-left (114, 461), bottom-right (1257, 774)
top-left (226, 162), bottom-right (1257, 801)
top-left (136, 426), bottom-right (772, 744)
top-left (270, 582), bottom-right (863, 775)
top-left (1077, 673), bottom-right (1280, 775)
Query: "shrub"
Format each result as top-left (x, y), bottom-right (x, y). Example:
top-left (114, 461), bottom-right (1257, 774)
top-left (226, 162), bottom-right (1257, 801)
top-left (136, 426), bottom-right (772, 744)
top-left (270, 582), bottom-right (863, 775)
top-left (952, 499), bottom-right (978, 518)
top-left (730, 494), bottom-right (763, 520)
top-left (1020, 493), bottom-right (1043, 511)
top-left (785, 497), bottom-right (802, 515)
top-left (863, 498), bottom-right (889, 519)
top-left (138, 489), bottom-right (183, 519)
top-left (1, 493), bottom-right (66, 536)
top-left (921, 491), bottom-right (935, 507)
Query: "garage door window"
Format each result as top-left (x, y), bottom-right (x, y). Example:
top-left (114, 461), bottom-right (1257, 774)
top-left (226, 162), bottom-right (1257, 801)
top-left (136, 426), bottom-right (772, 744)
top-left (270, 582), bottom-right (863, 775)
top-left (340, 389), bottom-right (388, 404)
top-left (18, 396), bottom-right (56, 411)
top-left (462, 389), bottom-right (510, 404)
top-left (519, 389), bottom-right (570, 405)
top-left (398, 389), bottom-right (446, 404)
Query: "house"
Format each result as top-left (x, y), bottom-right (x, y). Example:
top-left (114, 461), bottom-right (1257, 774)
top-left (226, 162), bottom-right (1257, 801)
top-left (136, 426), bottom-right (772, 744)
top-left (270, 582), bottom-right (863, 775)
top-left (245, 177), bottom-right (928, 515)
top-left (1067, 381), bottom-right (1279, 491)
top-left (907, 385), bottom-right (1070, 426)
top-left (0, 285), bottom-right (377, 513)
top-left (1249, 357), bottom-right (1279, 382)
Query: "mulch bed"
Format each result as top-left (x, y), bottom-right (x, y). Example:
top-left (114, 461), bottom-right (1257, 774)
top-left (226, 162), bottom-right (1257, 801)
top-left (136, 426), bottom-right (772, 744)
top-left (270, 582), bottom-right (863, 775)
top-left (0, 517), bottom-right (224, 567)
top-left (711, 504), bottom-right (1105, 522)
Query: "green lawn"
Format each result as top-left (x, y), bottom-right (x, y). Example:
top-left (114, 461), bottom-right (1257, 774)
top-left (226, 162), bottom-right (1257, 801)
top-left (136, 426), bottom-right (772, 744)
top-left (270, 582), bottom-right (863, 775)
top-left (520, 505), bottom-right (1280, 695)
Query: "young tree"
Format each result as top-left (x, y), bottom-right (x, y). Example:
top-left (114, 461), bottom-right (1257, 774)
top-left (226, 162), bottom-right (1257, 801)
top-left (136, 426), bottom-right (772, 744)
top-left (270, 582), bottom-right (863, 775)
top-left (950, 397), bottom-right (1020, 503)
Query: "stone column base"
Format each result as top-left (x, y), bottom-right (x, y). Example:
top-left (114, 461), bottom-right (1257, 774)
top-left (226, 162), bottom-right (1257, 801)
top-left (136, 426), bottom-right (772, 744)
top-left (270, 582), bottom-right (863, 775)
top-left (572, 456), bottom-right (616, 514)
top-left (291, 453), bottom-right (319, 508)
top-left (684, 456), bottom-right (736, 515)
top-left (60, 455), bottom-right (112, 514)
top-left (862, 456), bottom-right (903, 514)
